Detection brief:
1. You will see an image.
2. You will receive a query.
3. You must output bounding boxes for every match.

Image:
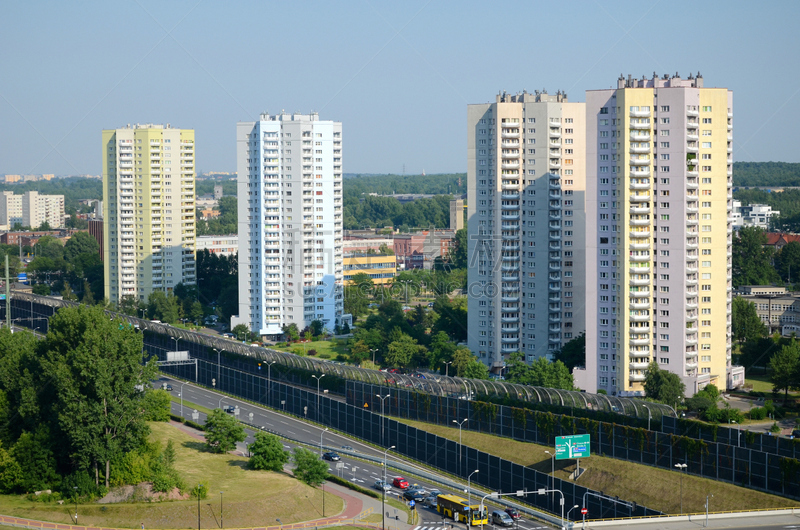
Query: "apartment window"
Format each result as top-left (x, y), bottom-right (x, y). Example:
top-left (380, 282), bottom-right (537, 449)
top-left (702, 261), bottom-right (711, 267)
top-left (702, 118), bottom-right (712, 124)
top-left (661, 118), bottom-right (670, 124)
top-left (660, 142), bottom-right (669, 148)
top-left (702, 106), bottom-right (712, 112)
top-left (702, 201), bottom-right (711, 208)
top-left (702, 237), bottom-right (711, 243)
top-left (702, 166), bottom-right (712, 172)
top-left (702, 177), bottom-right (712, 183)
top-left (702, 130), bottom-right (712, 136)
top-left (702, 142), bottom-right (712, 148)
top-left (660, 106), bottom-right (670, 112)
top-left (600, 107), bottom-right (609, 114)
top-left (660, 130), bottom-right (670, 136)
top-left (702, 296), bottom-right (711, 303)
top-left (661, 166), bottom-right (670, 172)
top-left (660, 154), bottom-right (670, 160)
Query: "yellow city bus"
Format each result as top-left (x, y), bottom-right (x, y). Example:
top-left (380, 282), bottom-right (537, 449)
top-left (436, 494), bottom-right (488, 526)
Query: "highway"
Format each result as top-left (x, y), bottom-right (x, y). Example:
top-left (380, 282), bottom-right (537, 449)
top-left (155, 375), bottom-right (553, 530)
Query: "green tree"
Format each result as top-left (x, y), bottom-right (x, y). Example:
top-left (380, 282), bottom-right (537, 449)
top-left (430, 331), bottom-right (456, 371)
top-left (344, 273), bottom-right (374, 320)
top-left (768, 341), bottom-right (800, 404)
top-left (776, 241), bottom-right (800, 282)
top-left (732, 297), bottom-right (766, 345)
top-left (291, 447), bottom-right (328, 486)
top-left (248, 432), bottom-right (290, 471)
top-left (147, 291), bottom-right (180, 323)
top-left (732, 227), bottom-right (779, 287)
top-left (556, 333), bottom-right (585, 371)
top-left (450, 228), bottom-right (468, 269)
top-left (190, 301), bottom-right (205, 324)
top-left (34, 236), bottom-right (65, 261)
top-left (282, 323), bottom-right (300, 342)
top-left (143, 389), bottom-right (172, 422)
top-left (11, 427), bottom-right (59, 492)
top-left (349, 340), bottom-right (371, 365)
top-left (0, 443), bottom-right (21, 493)
top-left (232, 324), bottom-right (250, 341)
top-left (39, 305), bottom-right (157, 486)
top-left (203, 409), bottom-right (246, 454)
top-left (385, 333), bottom-right (427, 368)
top-left (64, 231), bottom-right (99, 262)
top-left (310, 320), bottom-right (324, 337)
top-left (431, 295), bottom-right (468, 342)
top-left (643, 362), bottom-right (686, 409)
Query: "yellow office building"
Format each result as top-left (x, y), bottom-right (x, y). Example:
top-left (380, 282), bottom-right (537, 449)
top-left (343, 254), bottom-right (397, 285)
top-left (102, 124), bottom-right (197, 303)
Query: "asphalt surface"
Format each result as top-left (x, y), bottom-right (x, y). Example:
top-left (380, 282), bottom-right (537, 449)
top-left (155, 375), bottom-right (554, 530)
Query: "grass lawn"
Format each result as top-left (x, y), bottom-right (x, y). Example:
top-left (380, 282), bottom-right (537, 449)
top-left (398, 418), bottom-right (798, 514)
top-left (0, 422), bottom-right (342, 529)
top-left (274, 340), bottom-right (349, 360)
top-left (746, 372), bottom-right (778, 393)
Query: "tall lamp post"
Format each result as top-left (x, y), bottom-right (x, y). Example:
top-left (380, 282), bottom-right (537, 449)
top-left (266, 360), bottom-right (277, 406)
top-left (213, 348), bottom-right (224, 391)
top-left (729, 419), bottom-right (740, 447)
top-left (319, 427), bottom-right (329, 456)
top-left (674, 463), bottom-right (687, 514)
top-left (382, 445), bottom-right (395, 530)
top-left (312, 374), bottom-right (325, 421)
top-left (172, 337), bottom-right (180, 352)
top-left (179, 381), bottom-right (188, 416)
top-left (536, 489), bottom-right (564, 530)
top-left (453, 418), bottom-right (468, 474)
top-left (376, 393), bottom-right (391, 447)
top-left (467, 469), bottom-right (479, 524)
top-left (220, 491), bottom-right (223, 530)
top-left (445, 361), bottom-right (453, 378)
top-left (73, 486), bottom-right (78, 524)
top-left (566, 504), bottom-right (580, 523)
top-left (544, 450), bottom-right (555, 508)
top-left (370, 348), bottom-right (378, 366)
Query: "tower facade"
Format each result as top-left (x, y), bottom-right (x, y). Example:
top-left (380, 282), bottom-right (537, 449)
top-left (232, 112), bottom-right (344, 337)
top-left (102, 124), bottom-right (196, 302)
top-left (467, 91), bottom-right (586, 371)
top-left (579, 73), bottom-right (733, 396)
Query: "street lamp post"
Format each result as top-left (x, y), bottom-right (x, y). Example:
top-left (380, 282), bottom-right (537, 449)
top-left (320, 427), bottom-right (329, 456)
top-left (704, 493), bottom-right (713, 527)
top-left (536, 489), bottom-right (565, 530)
top-left (544, 450), bottom-right (555, 508)
top-left (219, 397), bottom-right (225, 409)
top-left (220, 491), bottom-right (223, 530)
top-left (213, 348), bottom-right (224, 391)
top-left (172, 337), bottom-right (180, 352)
top-left (73, 486), bottom-right (78, 524)
top-left (445, 361), bottom-right (452, 378)
top-left (267, 360), bottom-right (277, 406)
top-left (453, 418), bottom-right (468, 474)
top-left (139, 308), bottom-right (147, 320)
top-left (312, 374), bottom-right (325, 421)
top-left (674, 463), bottom-right (687, 514)
top-left (729, 419), bottom-right (740, 447)
top-left (180, 381), bottom-right (188, 416)
top-left (566, 504), bottom-right (580, 523)
top-left (376, 393), bottom-right (391, 447)
top-left (383, 445), bottom-right (395, 530)
top-left (370, 348), bottom-right (378, 366)
top-left (467, 469), bottom-right (479, 525)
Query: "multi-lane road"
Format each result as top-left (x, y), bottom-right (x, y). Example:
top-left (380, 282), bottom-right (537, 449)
top-left (155, 375), bottom-right (552, 530)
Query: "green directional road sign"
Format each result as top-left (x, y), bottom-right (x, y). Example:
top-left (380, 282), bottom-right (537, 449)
top-left (555, 434), bottom-right (590, 460)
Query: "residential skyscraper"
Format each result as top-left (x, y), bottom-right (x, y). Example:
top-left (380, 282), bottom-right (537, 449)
top-left (102, 124), bottom-right (197, 302)
top-left (467, 91), bottom-right (586, 371)
top-left (576, 72), bottom-right (733, 397)
top-left (0, 191), bottom-right (64, 228)
top-left (232, 112), bottom-right (344, 338)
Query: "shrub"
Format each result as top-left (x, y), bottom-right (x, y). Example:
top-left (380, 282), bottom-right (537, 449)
top-left (770, 422), bottom-right (781, 433)
top-left (143, 389), bottom-right (172, 421)
top-left (184, 420), bottom-right (205, 431)
top-left (749, 407), bottom-right (767, 420)
top-left (308, 349), bottom-right (318, 356)
top-left (169, 414), bottom-right (185, 423)
top-left (191, 482), bottom-right (209, 499)
top-left (326, 475), bottom-right (380, 499)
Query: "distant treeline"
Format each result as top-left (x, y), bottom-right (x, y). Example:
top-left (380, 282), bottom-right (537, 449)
top-left (733, 162), bottom-right (800, 187)
top-left (343, 173), bottom-right (466, 196)
top-left (343, 194), bottom-right (454, 230)
top-left (0, 178), bottom-right (102, 214)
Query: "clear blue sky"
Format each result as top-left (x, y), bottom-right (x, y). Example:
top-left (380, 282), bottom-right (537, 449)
top-left (1, 0), bottom-right (798, 176)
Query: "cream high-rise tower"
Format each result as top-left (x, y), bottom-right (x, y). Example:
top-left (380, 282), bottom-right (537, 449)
top-left (577, 73), bottom-right (733, 397)
top-left (102, 124), bottom-right (197, 302)
top-left (467, 91), bottom-right (586, 371)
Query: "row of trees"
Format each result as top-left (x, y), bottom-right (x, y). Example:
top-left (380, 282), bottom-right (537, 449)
top-left (197, 196), bottom-right (237, 236)
top-left (343, 194), bottom-right (456, 230)
top-left (27, 232), bottom-right (103, 303)
top-left (0, 305), bottom-right (166, 495)
top-left (733, 162), bottom-right (800, 187)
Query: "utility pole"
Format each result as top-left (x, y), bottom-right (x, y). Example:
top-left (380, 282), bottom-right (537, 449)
top-left (5, 255), bottom-right (9, 329)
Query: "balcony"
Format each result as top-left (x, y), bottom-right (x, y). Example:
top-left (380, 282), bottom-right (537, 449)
top-left (501, 161), bottom-right (520, 169)
top-left (550, 160), bottom-right (561, 169)
top-left (630, 300), bottom-right (650, 310)
top-left (629, 373), bottom-right (646, 382)
top-left (501, 121), bottom-right (520, 128)
top-left (629, 361), bottom-right (650, 370)
top-left (549, 284), bottom-right (562, 292)
top-left (501, 346), bottom-right (518, 354)
top-left (687, 108), bottom-right (699, 116)
top-left (630, 157), bottom-right (651, 166)
top-left (685, 336), bottom-right (698, 345)
top-left (630, 121), bottom-right (651, 130)
top-left (549, 294), bottom-right (561, 303)
top-left (630, 241), bottom-right (650, 250)
top-left (501, 336), bottom-right (519, 344)
top-left (630, 218), bottom-right (650, 226)
top-left (686, 351), bottom-right (698, 359)
top-left (501, 130), bottom-right (520, 139)
top-left (630, 277), bottom-right (650, 286)
top-left (630, 193), bottom-right (651, 202)
top-left (501, 151), bottom-right (519, 159)
top-left (501, 192), bottom-right (520, 200)
top-left (631, 109), bottom-right (651, 118)
top-left (631, 324), bottom-right (651, 334)
top-left (630, 132), bottom-right (651, 142)
top-left (501, 183), bottom-right (519, 190)
top-left (549, 336), bottom-right (562, 344)
top-left (501, 316), bottom-right (519, 324)
top-left (686, 144), bottom-right (699, 153)
top-left (687, 133), bottom-right (699, 141)
top-left (549, 129), bottom-right (561, 138)
top-left (686, 218), bottom-right (698, 226)
top-left (630, 145), bottom-right (651, 155)
top-left (502, 213), bottom-right (520, 221)
top-left (549, 190), bottom-right (562, 199)
top-left (549, 232), bottom-right (562, 241)
top-left (502, 295), bottom-right (520, 303)
top-left (550, 140), bottom-right (562, 148)
top-left (501, 326), bottom-right (519, 334)
top-left (630, 253), bottom-right (650, 262)
top-left (502, 202), bottom-right (518, 211)
top-left (630, 180), bottom-right (650, 189)
top-left (630, 168), bottom-right (651, 178)
top-left (501, 141), bottom-right (519, 148)
top-left (687, 169), bottom-right (699, 177)
top-left (630, 205), bottom-right (651, 214)
top-left (631, 231), bottom-right (651, 240)
top-left (549, 242), bottom-right (561, 250)
top-left (630, 350), bottom-right (650, 358)
top-left (549, 211), bottom-right (561, 220)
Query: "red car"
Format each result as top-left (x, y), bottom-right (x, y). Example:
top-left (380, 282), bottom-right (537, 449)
top-left (392, 477), bottom-right (410, 489)
top-left (505, 508), bottom-right (521, 520)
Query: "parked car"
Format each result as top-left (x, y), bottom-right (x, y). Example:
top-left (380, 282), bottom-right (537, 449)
top-left (403, 490), bottom-right (425, 502)
top-left (392, 477), bottom-right (410, 489)
top-left (373, 480), bottom-right (392, 492)
top-left (322, 452), bottom-right (340, 461)
top-left (223, 405), bottom-right (235, 414)
top-left (505, 507), bottom-right (520, 520)
top-left (424, 495), bottom-right (438, 508)
top-left (492, 510), bottom-right (514, 527)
